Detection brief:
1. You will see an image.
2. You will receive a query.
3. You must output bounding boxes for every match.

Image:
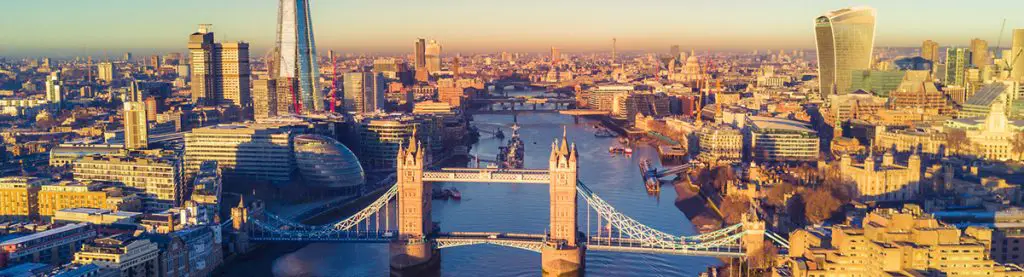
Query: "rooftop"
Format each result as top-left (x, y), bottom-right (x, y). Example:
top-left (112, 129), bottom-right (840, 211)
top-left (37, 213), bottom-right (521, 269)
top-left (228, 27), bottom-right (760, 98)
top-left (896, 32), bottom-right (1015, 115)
top-left (748, 116), bottom-right (816, 134)
top-left (965, 82), bottom-right (1008, 107)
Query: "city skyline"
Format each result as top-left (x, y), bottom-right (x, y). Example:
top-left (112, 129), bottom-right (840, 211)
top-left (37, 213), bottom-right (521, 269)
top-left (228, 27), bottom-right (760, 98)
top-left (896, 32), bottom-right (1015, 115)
top-left (3, 0), bottom-right (1024, 58)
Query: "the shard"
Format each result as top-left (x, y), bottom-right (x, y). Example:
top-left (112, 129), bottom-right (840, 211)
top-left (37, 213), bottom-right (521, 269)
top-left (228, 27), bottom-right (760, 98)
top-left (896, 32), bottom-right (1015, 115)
top-left (275, 0), bottom-right (321, 113)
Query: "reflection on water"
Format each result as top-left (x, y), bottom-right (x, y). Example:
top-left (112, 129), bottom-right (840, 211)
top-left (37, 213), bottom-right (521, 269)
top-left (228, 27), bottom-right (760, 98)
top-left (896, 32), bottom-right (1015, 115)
top-left (270, 111), bottom-right (719, 276)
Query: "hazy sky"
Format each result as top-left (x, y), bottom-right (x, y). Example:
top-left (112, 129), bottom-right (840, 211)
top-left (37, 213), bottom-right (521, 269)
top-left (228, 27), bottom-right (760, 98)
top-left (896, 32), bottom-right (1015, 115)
top-left (2, 0), bottom-right (1023, 58)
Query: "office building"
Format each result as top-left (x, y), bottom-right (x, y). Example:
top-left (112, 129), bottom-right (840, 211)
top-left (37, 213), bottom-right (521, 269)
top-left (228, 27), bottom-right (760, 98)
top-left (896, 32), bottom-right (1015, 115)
top-left (827, 91), bottom-right (886, 122)
top-left (253, 78), bottom-right (277, 120)
top-left (839, 150), bottom-right (921, 201)
top-left (276, 77), bottom-right (298, 115)
top-left (921, 39), bottom-right (940, 63)
top-left (847, 70), bottom-right (905, 96)
top-left (294, 134), bottom-right (365, 197)
top-left (343, 71), bottom-right (386, 113)
top-left (814, 7), bottom-right (876, 97)
top-left (217, 42), bottom-right (251, 107)
top-left (0, 177), bottom-right (45, 220)
top-left (184, 123), bottom-right (301, 184)
top-left (746, 116), bottom-right (819, 162)
top-left (888, 70), bottom-right (951, 114)
top-left (45, 71), bottom-right (63, 105)
top-left (97, 62), bottom-right (114, 82)
top-left (37, 181), bottom-right (143, 218)
top-left (0, 223), bottom-right (96, 268)
top-left (696, 125), bottom-right (743, 163)
top-left (551, 47), bottom-right (561, 64)
top-left (74, 235), bottom-right (159, 277)
top-left (960, 82), bottom-right (1016, 118)
top-left (783, 208), bottom-right (1022, 276)
top-left (275, 0), bottom-right (321, 113)
top-left (1012, 29), bottom-right (1024, 82)
top-left (72, 151), bottom-right (183, 211)
top-left (124, 81), bottom-right (149, 150)
top-left (945, 47), bottom-right (972, 86)
top-left (188, 25), bottom-right (251, 107)
top-left (425, 40), bottom-right (441, 74)
top-left (124, 52), bottom-right (132, 62)
top-left (972, 38), bottom-right (990, 67)
top-left (52, 207), bottom-right (142, 225)
top-left (414, 38), bottom-right (427, 71)
top-left (189, 25), bottom-right (216, 104)
top-left (183, 160), bottom-right (221, 226)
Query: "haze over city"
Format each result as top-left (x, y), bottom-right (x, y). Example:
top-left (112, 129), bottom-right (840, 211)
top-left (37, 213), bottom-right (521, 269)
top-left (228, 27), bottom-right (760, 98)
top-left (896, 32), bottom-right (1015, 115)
top-left (2, 1), bottom-right (1024, 277)
top-left (4, 0), bottom-right (1024, 57)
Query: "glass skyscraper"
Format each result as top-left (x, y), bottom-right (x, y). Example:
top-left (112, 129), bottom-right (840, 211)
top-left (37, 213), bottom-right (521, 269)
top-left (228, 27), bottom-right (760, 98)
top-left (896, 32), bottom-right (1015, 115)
top-left (276, 0), bottom-right (321, 114)
top-left (814, 7), bottom-right (876, 98)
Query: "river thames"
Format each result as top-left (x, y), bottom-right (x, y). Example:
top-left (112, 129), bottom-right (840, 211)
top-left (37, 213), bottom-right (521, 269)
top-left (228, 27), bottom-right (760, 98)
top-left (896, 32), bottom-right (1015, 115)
top-left (252, 108), bottom-right (720, 277)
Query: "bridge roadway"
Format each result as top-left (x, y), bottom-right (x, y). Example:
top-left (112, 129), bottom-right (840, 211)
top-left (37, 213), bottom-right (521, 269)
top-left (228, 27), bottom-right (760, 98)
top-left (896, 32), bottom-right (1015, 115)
top-left (422, 167), bottom-right (550, 184)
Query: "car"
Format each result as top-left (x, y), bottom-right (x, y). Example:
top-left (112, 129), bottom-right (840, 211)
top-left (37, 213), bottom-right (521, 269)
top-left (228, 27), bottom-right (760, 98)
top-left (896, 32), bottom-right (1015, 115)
top-left (487, 234), bottom-right (498, 239)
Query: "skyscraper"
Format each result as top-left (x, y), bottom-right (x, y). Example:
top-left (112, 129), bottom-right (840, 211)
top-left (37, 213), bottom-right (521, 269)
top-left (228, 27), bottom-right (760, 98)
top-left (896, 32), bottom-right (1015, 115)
top-left (970, 38), bottom-right (989, 67)
top-left (45, 71), bottom-right (63, 105)
top-left (921, 40), bottom-right (940, 63)
top-left (670, 45), bottom-right (681, 62)
top-left (611, 38), bottom-right (617, 63)
top-left (97, 62), bottom-right (114, 82)
top-left (1012, 29), bottom-right (1024, 82)
top-left (189, 25), bottom-right (216, 104)
top-left (275, 0), bottom-right (321, 113)
top-left (217, 42), bottom-right (251, 107)
top-left (343, 71), bottom-right (386, 114)
top-left (124, 81), bottom-right (148, 150)
top-left (414, 38), bottom-right (427, 82)
top-left (253, 78), bottom-right (277, 120)
top-left (551, 47), bottom-right (561, 64)
top-left (814, 7), bottom-right (876, 97)
top-left (425, 40), bottom-right (442, 74)
top-left (945, 47), bottom-right (972, 86)
top-left (188, 25), bottom-right (251, 107)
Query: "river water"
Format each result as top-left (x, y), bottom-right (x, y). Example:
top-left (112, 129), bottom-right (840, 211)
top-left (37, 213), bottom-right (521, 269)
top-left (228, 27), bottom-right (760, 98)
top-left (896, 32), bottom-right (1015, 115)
top-left (259, 107), bottom-right (719, 276)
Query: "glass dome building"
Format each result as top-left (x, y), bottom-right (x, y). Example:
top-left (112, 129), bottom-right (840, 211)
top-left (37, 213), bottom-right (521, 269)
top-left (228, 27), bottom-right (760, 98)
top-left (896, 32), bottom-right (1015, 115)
top-left (293, 134), bottom-right (365, 196)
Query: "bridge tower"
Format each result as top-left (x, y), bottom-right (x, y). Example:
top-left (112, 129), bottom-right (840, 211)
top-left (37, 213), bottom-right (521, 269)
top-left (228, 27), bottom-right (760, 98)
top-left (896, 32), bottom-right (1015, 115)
top-left (542, 128), bottom-right (584, 276)
top-left (391, 132), bottom-right (439, 275)
top-left (741, 213), bottom-right (766, 257)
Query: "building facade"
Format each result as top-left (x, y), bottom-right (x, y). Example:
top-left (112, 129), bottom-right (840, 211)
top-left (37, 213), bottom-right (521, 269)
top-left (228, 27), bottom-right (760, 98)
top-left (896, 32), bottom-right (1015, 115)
top-left (72, 151), bottom-right (183, 211)
top-left (184, 123), bottom-right (300, 184)
top-left (746, 116), bottom-right (820, 162)
top-left (275, 0), bottom-right (321, 113)
top-left (839, 151), bottom-right (921, 202)
top-left (814, 7), bottom-right (876, 97)
top-left (0, 177), bottom-right (45, 220)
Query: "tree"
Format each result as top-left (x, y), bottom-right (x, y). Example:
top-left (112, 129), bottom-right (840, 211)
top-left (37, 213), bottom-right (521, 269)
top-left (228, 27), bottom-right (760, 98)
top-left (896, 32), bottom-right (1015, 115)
top-left (1011, 131), bottom-right (1024, 161)
top-left (945, 129), bottom-right (971, 156)
top-left (765, 182), bottom-right (796, 207)
top-left (801, 187), bottom-right (843, 224)
top-left (719, 195), bottom-right (751, 225)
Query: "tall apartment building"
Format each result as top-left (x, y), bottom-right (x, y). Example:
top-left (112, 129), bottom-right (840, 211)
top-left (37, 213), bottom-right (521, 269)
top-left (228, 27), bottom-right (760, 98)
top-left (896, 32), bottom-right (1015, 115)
top-left (839, 150), bottom-right (921, 201)
top-left (747, 116), bottom-right (820, 162)
top-left (124, 81), bottom-right (149, 150)
top-left (37, 181), bottom-right (143, 218)
top-left (72, 151), bottom-right (183, 212)
top-left (252, 78), bottom-right (277, 120)
top-left (921, 39), bottom-right (940, 63)
top-left (187, 25), bottom-right (251, 107)
top-left (815, 7), bottom-right (876, 98)
top-left (184, 123), bottom-right (301, 184)
top-left (74, 235), bottom-right (159, 277)
top-left (783, 208), bottom-right (1022, 276)
top-left (0, 177), bottom-right (45, 220)
top-left (97, 62), bottom-right (114, 82)
top-left (945, 47), bottom-right (972, 86)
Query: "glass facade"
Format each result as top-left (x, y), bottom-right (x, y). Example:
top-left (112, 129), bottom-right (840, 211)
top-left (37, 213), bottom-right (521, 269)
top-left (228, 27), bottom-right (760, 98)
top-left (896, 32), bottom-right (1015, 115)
top-left (294, 135), bottom-right (365, 194)
top-left (276, 0), bottom-right (321, 114)
top-left (815, 7), bottom-right (876, 98)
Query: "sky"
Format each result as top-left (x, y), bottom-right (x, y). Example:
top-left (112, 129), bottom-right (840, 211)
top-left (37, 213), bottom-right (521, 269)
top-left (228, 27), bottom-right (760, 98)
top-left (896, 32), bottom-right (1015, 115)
top-left (1, 0), bottom-right (1023, 58)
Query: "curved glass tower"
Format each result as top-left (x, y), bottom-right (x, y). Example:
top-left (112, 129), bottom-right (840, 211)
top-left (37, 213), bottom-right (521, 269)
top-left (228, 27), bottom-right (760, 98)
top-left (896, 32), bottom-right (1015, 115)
top-left (815, 7), bottom-right (876, 98)
top-left (276, 0), bottom-right (321, 114)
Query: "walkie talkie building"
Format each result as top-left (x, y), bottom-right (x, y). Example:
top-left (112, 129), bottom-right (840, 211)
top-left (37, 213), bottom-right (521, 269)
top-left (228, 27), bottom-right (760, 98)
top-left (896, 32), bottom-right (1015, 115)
top-left (276, 0), bottom-right (322, 114)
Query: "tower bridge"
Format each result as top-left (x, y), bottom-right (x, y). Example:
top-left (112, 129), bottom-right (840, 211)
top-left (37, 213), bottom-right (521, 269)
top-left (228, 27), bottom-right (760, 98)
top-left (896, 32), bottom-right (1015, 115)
top-left (232, 130), bottom-right (785, 276)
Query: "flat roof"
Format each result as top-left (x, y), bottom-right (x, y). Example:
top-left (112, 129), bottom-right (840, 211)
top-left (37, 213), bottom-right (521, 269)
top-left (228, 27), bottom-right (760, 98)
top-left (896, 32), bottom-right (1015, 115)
top-left (0, 223), bottom-right (89, 246)
top-left (965, 83), bottom-right (1007, 106)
